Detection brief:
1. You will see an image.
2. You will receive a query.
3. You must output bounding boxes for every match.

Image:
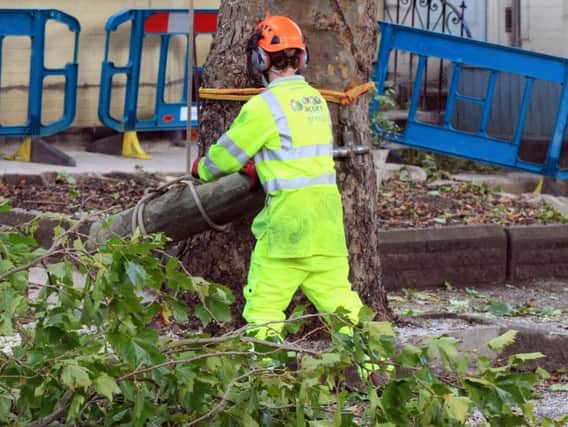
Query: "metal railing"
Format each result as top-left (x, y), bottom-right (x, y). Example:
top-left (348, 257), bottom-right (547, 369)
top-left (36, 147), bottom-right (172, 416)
top-left (371, 22), bottom-right (568, 179)
top-left (382, 0), bottom-right (471, 112)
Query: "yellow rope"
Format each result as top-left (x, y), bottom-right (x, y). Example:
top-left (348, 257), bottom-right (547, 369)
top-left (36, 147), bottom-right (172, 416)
top-left (199, 82), bottom-right (375, 105)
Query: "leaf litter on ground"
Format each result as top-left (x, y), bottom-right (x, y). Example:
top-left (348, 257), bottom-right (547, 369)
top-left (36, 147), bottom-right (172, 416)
top-left (378, 179), bottom-right (568, 229)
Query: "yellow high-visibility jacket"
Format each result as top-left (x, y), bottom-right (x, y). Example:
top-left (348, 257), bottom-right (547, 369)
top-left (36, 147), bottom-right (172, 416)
top-left (197, 75), bottom-right (347, 258)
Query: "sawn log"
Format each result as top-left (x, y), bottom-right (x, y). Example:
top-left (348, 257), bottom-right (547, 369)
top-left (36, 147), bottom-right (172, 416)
top-left (88, 173), bottom-right (264, 245)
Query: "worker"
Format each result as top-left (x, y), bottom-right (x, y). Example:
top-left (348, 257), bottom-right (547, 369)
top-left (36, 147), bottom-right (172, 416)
top-left (191, 15), bottom-right (364, 341)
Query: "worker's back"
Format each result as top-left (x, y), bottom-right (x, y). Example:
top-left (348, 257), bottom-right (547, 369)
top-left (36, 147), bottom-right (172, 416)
top-left (250, 75), bottom-right (348, 259)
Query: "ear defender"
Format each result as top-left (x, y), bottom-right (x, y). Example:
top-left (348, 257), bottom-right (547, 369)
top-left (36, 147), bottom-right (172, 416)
top-left (248, 31), bottom-right (271, 73)
top-left (296, 43), bottom-right (309, 70)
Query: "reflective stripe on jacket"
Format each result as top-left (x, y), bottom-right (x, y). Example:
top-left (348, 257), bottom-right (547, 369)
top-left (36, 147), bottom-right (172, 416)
top-left (198, 75), bottom-right (347, 258)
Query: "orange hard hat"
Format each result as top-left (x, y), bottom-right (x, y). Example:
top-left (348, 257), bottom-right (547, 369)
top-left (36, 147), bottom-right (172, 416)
top-left (255, 16), bottom-right (306, 53)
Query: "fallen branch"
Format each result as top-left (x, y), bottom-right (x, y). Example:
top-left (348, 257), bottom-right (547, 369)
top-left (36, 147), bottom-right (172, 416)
top-left (88, 173), bottom-right (264, 245)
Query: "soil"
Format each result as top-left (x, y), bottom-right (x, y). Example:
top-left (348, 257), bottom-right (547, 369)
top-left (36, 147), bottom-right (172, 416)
top-left (378, 179), bottom-right (567, 229)
top-left (1, 173), bottom-right (566, 230)
top-left (0, 173), bottom-right (162, 216)
top-left (388, 279), bottom-right (568, 327)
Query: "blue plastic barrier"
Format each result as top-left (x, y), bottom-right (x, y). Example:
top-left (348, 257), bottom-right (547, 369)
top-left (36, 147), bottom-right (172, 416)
top-left (98, 9), bottom-right (218, 134)
top-left (371, 22), bottom-right (568, 179)
top-left (0, 9), bottom-right (79, 138)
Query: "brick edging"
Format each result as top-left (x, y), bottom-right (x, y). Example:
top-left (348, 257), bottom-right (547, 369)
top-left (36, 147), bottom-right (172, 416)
top-left (379, 224), bottom-right (568, 290)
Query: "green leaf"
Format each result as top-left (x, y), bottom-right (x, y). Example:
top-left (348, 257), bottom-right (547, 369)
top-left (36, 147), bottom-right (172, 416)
top-left (194, 303), bottom-right (212, 327)
top-left (447, 298), bottom-right (470, 313)
top-left (536, 367), bottom-right (551, 381)
top-left (465, 288), bottom-right (487, 298)
top-left (125, 261), bottom-right (147, 290)
top-left (285, 304), bottom-right (307, 334)
top-left (66, 394), bottom-right (85, 424)
top-left (94, 374), bottom-right (120, 401)
top-left (509, 352), bottom-right (545, 366)
top-left (358, 305), bottom-right (376, 322)
top-left (396, 344), bottom-right (423, 368)
top-left (444, 395), bottom-right (470, 423)
top-left (488, 330), bottom-right (518, 354)
top-left (170, 299), bottom-right (189, 323)
top-left (239, 412), bottom-right (260, 427)
top-left (61, 363), bottom-right (91, 390)
top-left (488, 302), bottom-right (513, 316)
top-left (109, 328), bottom-right (165, 366)
top-left (296, 398), bottom-right (306, 427)
top-left (364, 321), bottom-right (395, 338)
top-left (0, 315), bottom-right (14, 336)
top-left (435, 336), bottom-right (459, 370)
top-left (0, 200), bottom-right (11, 212)
top-left (208, 298), bottom-right (231, 323)
top-left (550, 383), bottom-right (568, 392)
top-left (47, 261), bottom-right (74, 286)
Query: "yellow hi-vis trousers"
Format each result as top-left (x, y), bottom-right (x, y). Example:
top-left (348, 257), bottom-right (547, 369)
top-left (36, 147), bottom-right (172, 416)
top-left (243, 251), bottom-right (363, 339)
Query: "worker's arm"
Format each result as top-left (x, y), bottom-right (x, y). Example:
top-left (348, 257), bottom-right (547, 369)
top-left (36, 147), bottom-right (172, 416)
top-left (196, 96), bottom-right (274, 182)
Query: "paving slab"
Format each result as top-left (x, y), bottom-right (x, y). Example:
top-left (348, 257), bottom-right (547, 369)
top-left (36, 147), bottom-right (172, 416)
top-left (0, 139), bottom-right (195, 175)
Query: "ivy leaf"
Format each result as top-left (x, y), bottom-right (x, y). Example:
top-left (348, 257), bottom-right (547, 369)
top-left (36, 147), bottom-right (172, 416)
top-left (444, 395), bottom-right (470, 423)
top-left (61, 363), bottom-right (91, 390)
top-left (488, 330), bottom-right (518, 354)
top-left (94, 374), bottom-right (120, 401)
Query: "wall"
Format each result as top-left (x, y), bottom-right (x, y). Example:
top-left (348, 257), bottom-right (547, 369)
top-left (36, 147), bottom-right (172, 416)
top-left (487, 0), bottom-right (568, 57)
top-left (0, 0), bottom-right (219, 129)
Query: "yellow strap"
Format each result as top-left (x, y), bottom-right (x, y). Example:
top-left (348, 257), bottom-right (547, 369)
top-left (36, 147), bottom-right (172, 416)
top-left (199, 82), bottom-right (376, 105)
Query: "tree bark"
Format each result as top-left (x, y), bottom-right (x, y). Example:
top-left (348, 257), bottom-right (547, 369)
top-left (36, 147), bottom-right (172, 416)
top-left (177, 0), bottom-right (390, 320)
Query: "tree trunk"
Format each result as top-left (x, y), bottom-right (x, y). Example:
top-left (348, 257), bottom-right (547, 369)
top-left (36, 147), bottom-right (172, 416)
top-left (177, 0), bottom-right (390, 320)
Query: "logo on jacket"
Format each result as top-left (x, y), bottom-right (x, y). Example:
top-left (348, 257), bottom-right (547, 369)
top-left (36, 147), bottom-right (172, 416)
top-left (289, 96), bottom-right (324, 113)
